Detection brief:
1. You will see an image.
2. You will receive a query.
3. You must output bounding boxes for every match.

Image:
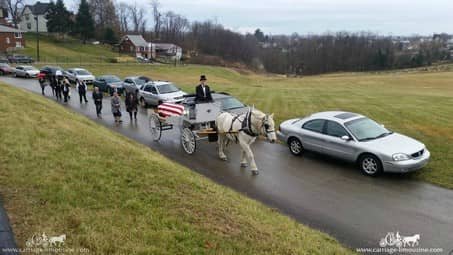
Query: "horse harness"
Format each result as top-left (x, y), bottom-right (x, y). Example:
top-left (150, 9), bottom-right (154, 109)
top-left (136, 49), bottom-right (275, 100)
top-left (227, 110), bottom-right (274, 142)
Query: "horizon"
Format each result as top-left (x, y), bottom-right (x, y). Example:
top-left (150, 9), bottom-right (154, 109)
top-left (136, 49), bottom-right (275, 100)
top-left (57, 0), bottom-right (453, 36)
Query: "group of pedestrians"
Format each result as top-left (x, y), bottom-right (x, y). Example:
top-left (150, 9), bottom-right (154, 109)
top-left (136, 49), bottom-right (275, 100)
top-left (110, 90), bottom-right (139, 124)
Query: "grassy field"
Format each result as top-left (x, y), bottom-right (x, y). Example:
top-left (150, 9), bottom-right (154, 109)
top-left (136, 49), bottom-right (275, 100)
top-left (0, 84), bottom-right (351, 254)
top-left (21, 34), bottom-right (131, 63)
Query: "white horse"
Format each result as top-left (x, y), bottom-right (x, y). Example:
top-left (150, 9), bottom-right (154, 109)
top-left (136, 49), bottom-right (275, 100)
top-left (216, 108), bottom-right (277, 175)
top-left (49, 234), bottom-right (66, 247)
top-left (402, 234), bottom-right (420, 247)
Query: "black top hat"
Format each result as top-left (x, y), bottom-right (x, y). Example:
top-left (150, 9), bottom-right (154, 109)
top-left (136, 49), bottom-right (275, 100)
top-left (200, 75), bottom-right (207, 81)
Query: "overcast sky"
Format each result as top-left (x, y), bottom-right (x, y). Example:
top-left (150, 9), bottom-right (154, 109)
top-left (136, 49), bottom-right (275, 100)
top-left (129, 0), bottom-right (452, 36)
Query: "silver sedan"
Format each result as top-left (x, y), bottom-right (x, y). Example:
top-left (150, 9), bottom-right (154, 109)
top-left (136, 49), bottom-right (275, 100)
top-left (277, 111), bottom-right (430, 176)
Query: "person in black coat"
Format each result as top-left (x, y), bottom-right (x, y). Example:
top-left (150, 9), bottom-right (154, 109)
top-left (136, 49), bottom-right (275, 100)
top-left (125, 90), bottom-right (139, 120)
top-left (62, 77), bottom-right (71, 103)
top-left (77, 80), bottom-right (88, 103)
top-left (92, 86), bottom-right (103, 117)
top-left (54, 76), bottom-right (62, 101)
top-left (195, 75), bottom-right (213, 102)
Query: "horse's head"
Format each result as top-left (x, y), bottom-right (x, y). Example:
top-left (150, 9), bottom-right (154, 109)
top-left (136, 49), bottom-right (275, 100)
top-left (261, 113), bottom-right (277, 143)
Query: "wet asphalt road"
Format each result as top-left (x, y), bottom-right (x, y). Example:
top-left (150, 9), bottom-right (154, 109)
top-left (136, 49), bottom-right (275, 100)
top-left (2, 77), bottom-right (453, 254)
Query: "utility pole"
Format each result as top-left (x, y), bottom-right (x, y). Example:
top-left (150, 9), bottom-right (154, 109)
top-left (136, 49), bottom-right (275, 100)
top-left (34, 16), bottom-right (40, 62)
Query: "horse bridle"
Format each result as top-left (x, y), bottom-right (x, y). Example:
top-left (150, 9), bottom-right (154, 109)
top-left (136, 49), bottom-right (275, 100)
top-left (261, 116), bottom-right (275, 135)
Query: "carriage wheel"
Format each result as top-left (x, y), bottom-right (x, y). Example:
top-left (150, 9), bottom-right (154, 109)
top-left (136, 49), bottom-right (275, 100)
top-left (181, 128), bottom-right (196, 154)
top-left (149, 113), bottom-right (162, 141)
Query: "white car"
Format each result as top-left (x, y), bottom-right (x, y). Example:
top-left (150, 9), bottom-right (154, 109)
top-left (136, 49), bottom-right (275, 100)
top-left (138, 81), bottom-right (186, 106)
top-left (14, 65), bottom-right (40, 78)
top-left (277, 111), bottom-right (430, 176)
top-left (65, 68), bottom-right (95, 84)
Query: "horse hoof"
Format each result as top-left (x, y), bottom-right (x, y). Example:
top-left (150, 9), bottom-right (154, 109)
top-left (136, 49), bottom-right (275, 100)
top-left (240, 163), bottom-right (248, 168)
top-left (220, 157), bottom-right (227, 161)
top-left (251, 170), bottom-right (259, 175)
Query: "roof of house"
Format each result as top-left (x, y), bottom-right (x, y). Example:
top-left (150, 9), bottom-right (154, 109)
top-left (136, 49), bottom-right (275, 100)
top-left (0, 24), bottom-right (24, 33)
top-left (153, 43), bottom-right (180, 50)
top-left (24, 2), bottom-right (51, 16)
top-left (122, 35), bottom-right (148, 47)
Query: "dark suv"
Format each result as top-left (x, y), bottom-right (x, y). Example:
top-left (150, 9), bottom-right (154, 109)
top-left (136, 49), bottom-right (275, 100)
top-left (8, 55), bottom-right (34, 64)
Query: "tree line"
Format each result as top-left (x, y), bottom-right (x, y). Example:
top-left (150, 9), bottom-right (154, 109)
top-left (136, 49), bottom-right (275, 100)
top-left (7, 0), bottom-right (452, 74)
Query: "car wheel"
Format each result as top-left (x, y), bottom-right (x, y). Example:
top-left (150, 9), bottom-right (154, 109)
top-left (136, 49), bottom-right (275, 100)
top-left (288, 137), bottom-right (303, 156)
top-left (358, 154), bottom-right (383, 177)
top-left (25, 74), bottom-right (30, 78)
top-left (0, 70), bottom-right (4, 75)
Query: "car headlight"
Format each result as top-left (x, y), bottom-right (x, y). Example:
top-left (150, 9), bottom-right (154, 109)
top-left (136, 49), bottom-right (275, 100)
top-left (392, 153), bottom-right (410, 161)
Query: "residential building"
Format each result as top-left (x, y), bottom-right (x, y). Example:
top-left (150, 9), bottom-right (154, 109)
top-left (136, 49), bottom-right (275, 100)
top-left (119, 34), bottom-right (183, 61)
top-left (0, 24), bottom-right (25, 52)
top-left (19, 1), bottom-right (51, 33)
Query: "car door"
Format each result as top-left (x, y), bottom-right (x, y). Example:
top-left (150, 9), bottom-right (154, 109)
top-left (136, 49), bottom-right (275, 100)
top-left (15, 66), bottom-right (24, 76)
top-left (141, 85), bottom-right (154, 104)
top-left (300, 119), bottom-right (327, 153)
top-left (322, 120), bottom-right (357, 161)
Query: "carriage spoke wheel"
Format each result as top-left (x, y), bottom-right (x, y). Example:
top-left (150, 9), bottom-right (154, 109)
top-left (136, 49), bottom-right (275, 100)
top-left (149, 113), bottom-right (162, 141)
top-left (181, 128), bottom-right (196, 154)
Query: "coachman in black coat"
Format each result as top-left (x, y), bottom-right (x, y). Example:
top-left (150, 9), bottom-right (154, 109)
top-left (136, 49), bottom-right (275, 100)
top-left (195, 75), bottom-right (213, 103)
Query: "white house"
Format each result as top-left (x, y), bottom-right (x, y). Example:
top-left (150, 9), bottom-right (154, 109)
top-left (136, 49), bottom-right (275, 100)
top-left (19, 1), bottom-right (51, 33)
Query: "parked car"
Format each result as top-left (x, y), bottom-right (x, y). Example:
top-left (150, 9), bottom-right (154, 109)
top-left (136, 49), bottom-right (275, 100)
top-left (93, 75), bottom-right (124, 95)
top-left (8, 55), bottom-right (34, 64)
top-left (183, 92), bottom-right (248, 114)
top-left (40, 66), bottom-right (64, 81)
top-left (277, 111), bottom-right (430, 176)
top-left (0, 63), bottom-right (13, 75)
top-left (65, 68), bottom-right (95, 84)
top-left (138, 81), bottom-right (186, 106)
top-left (122, 76), bottom-right (151, 94)
top-left (136, 56), bottom-right (151, 63)
top-left (0, 57), bottom-right (8, 63)
top-left (14, 65), bottom-right (40, 78)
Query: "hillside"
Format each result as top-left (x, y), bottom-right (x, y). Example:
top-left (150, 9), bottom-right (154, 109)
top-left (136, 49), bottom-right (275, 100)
top-left (0, 84), bottom-right (352, 254)
top-left (21, 33), bottom-right (132, 63)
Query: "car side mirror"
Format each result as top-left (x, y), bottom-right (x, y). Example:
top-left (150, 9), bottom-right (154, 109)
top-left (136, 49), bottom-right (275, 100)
top-left (341, 135), bottom-right (351, 141)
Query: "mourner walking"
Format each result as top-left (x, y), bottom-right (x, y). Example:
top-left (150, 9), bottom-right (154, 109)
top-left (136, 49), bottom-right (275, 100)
top-left (54, 76), bottom-right (62, 101)
top-left (125, 90), bottom-right (139, 121)
top-left (195, 75), bottom-right (213, 102)
top-left (38, 72), bottom-right (46, 95)
top-left (62, 77), bottom-right (71, 103)
top-left (92, 86), bottom-right (103, 117)
top-left (111, 91), bottom-right (122, 123)
top-left (77, 79), bottom-right (88, 103)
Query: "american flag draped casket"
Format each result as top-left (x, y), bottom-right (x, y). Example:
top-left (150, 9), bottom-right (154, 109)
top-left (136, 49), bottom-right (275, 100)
top-left (157, 103), bottom-right (185, 117)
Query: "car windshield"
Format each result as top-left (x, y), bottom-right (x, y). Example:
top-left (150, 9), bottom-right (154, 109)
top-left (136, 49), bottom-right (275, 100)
top-left (345, 117), bottom-right (392, 141)
top-left (76, 70), bottom-right (90, 75)
top-left (157, 83), bottom-right (179, 94)
top-left (24, 67), bottom-right (35, 70)
top-left (134, 79), bottom-right (146, 85)
top-left (219, 97), bottom-right (245, 110)
top-left (103, 76), bottom-right (121, 82)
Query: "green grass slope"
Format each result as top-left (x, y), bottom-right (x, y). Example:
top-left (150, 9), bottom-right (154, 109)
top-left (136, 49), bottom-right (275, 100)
top-left (0, 84), bottom-right (352, 254)
top-left (22, 34), bottom-right (123, 63)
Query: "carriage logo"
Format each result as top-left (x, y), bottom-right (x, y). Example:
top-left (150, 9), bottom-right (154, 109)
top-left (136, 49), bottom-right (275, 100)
top-left (25, 232), bottom-right (66, 248)
top-left (379, 232), bottom-right (420, 248)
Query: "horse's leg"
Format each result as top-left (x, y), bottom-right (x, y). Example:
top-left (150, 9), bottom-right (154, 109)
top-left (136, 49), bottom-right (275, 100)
top-left (240, 149), bottom-right (248, 167)
top-left (239, 136), bottom-right (258, 175)
top-left (218, 134), bottom-right (227, 161)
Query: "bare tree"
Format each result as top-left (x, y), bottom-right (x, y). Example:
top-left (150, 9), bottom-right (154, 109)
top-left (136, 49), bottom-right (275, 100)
top-left (116, 1), bottom-right (130, 34)
top-left (150, 0), bottom-right (161, 39)
top-left (128, 2), bottom-right (146, 33)
top-left (6, 0), bottom-right (25, 27)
